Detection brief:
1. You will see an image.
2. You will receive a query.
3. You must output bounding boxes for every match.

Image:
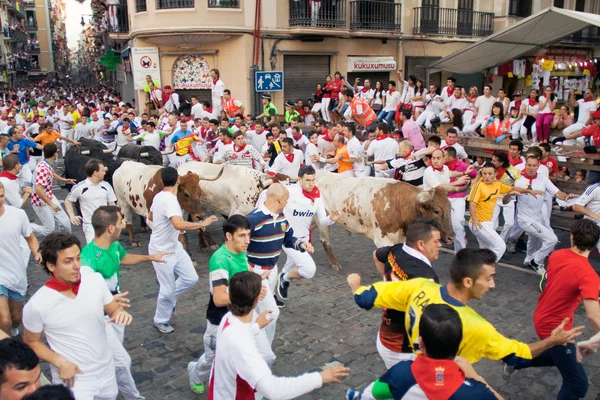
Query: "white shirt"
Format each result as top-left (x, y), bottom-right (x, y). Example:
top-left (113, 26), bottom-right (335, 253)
top-left (441, 86), bottom-right (454, 101)
top-left (116, 125), bottom-right (132, 146)
top-left (245, 130), bottom-right (267, 153)
top-left (282, 184), bottom-right (333, 241)
top-left (270, 149), bottom-right (304, 178)
top-left (304, 142), bottom-right (320, 169)
top-left (422, 165), bottom-right (451, 191)
top-left (367, 137), bottom-right (398, 162)
top-left (474, 95), bottom-right (495, 119)
top-left (356, 86), bottom-right (374, 102)
top-left (149, 191), bottom-right (183, 252)
top-left (347, 136), bottom-right (366, 175)
top-left (131, 130), bottom-right (165, 150)
top-left (0, 206), bottom-right (31, 294)
top-left (0, 174), bottom-right (23, 208)
top-left (514, 173), bottom-right (559, 222)
top-left (212, 79), bottom-right (225, 111)
top-left (74, 123), bottom-right (92, 140)
top-left (88, 119), bottom-right (103, 140)
top-left (213, 139), bottom-right (233, 161)
top-left (576, 99), bottom-right (597, 125)
top-left (66, 179), bottom-right (117, 224)
top-left (317, 135), bottom-right (338, 172)
top-left (209, 312), bottom-right (322, 399)
top-left (191, 103), bottom-right (204, 119)
top-left (165, 92), bottom-right (180, 113)
top-left (59, 112), bottom-right (73, 131)
top-left (22, 267), bottom-right (114, 380)
top-left (446, 96), bottom-right (469, 112)
top-left (440, 140), bottom-right (468, 160)
top-left (383, 90), bottom-right (402, 112)
top-left (576, 184), bottom-right (600, 223)
top-left (539, 96), bottom-right (555, 114)
top-left (289, 133), bottom-right (309, 152)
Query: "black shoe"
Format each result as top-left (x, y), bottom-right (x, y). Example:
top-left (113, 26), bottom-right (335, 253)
top-left (277, 272), bottom-right (290, 300)
top-left (274, 295), bottom-right (285, 308)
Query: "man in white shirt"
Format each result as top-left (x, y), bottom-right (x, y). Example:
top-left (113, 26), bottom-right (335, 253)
top-left (416, 84), bottom-right (444, 130)
top-left (270, 137), bottom-right (304, 180)
top-left (464, 85), bottom-right (495, 134)
top-left (58, 105), bottom-right (74, 156)
top-left (74, 118), bottom-right (92, 141)
top-left (563, 88), bottom-right (598, 140)
top-left (116, 118), bottom-right (135, 152)
top-left (354, 78), bottom-right (374, 105)
top-left (64, 159), bottom-right (117, 243)
top-left (190, 96), bottom-right (204, 119)
top-left (211, 69), bottom-right (225, 115)
top-left (344, 123), bottom-right (369, 177)
top-left (163, 86), bottom-right (180, 113)
top-left (440, 76), bottom-right (456, 102)
top-left (367, 123), bottom-right (398, 178)
top-left (23, 232), bottom-right (132, 398)
top-left (440, 129), bottom-right (468, 161)
top-left (245, 120), bottom-right (268, 152)
top-left (212, 129), bottom-right (234, 162)
top-left (148, 167), bottom-right (218, 333)
top-left (376, 81), bottom-right (401, 128)
top-left (304, 131), bottom-right (320, 169)
top-left (0, 154), bottom-right (32, 209)
top-left (317, 124), bottom-right (339, 173)
top-left (208, 271), bottom-right (349, 399)
top-left (573, 183), bottom-right (600, 253)
top-left (422, 149), bottom-right (470, 191)
top-left (439, 86), bottom-right (468, 123)
top-left (218, 131), bottom-right (266, 170)
top-left (88, 111), bottom-right (103, 140)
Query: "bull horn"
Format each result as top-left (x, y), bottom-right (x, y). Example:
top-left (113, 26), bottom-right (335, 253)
top-left (81, 150), bottom-right (90, 155)
top-left (103, 149), bottom-right (113, 154)
top-left (199, 165), bottom-right (225, 182)
top-left (161, 149), bottom-right (174, 155)
top-left (416, 190), bottom-right (433, 204)
top-left (140, 152), bottom-right (149, 157)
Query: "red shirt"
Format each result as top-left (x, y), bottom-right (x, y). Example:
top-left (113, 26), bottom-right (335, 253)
top-left (543, 156), bottom-right (559, 175)
top-left (533, 249), bottom-right (600, 339)
top-left (581, 124), bottom-right (600, 146)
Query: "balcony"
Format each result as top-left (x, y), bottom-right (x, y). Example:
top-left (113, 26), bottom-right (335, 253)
top-left (413, 6), bottom-right (493, 37)
top-left (156, 0), bottom-right (193, 9)
top-left (8, 29), bottom-right (27, 42)
top-left (508, 0), bottom-right (532, 18)
top-left (108, 3), bottom-right (129, 33)
top-left (135, 0), bottom-right (146, 12)
top-left (289, 0), bottom-right (346, 29)
top-left (561, 26), bottom-right (600, 46)
top-left (7, 0), bottom-right (26, 18)
top-left (28, 43), bottom-right (39, 52)
top-left (349, 0), bottom-right (401, 32)
top-left (208, 0), bottom-right (238, 7)
top-left (25, 20), bottom-right (36, 30)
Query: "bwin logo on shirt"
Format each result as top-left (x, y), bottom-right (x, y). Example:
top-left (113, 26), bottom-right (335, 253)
top-left (293, 210), bottom-right (315, 218)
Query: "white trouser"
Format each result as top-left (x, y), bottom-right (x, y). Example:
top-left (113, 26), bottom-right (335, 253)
top-left (18, 165), bottom-right (32, 188)
top-left (563, 122), bottom-right (586, 137)
top-left (510, 120), bottom-right (523, 139)
top-left (189, 320), bottom-right (275, 385)
top-left (520, 121), bottom-right (537, 142)
top-left (28, 156), bottom-right (42, 172)
top-left (375, 169), bottom-right (394, 178)
top-left (252, 264), bottom-right (280, 345)
top-left (105, 321), bottom-right (144, 400)
top-left (151, 244), bottom-right (199, 324)
top-left (520, 218), bottom-right (558, 266)
top-left (450, 197), bottom-right (467, 252)
top-left (563, 136), bottom-right (589, 147)
top-left (354, 167), bottom-right (371, 177)
top-left (376, 332), bottom-right (414, 369)
top-left (470, 221), bottom-right (506, 262)
top-left (32, 197), bottom-right (71, 236)
top-left (61, 128), bottom-right (73, 156)
top-left (83, 222), bottom-right (95, 244)
top-left (463, 116), bottom-right (486, 135)
top-left (492, 198), bottom-right (514, 242)
top-left (439, 111), bottom-right (451, 123)
top-left (311, 103), bottom-right (321, 114)
top-left (52, 362), bottom-right (117, 400)
top-left (321, 98), bottom-right (331, 122)
top-left (340, 169), bottom-right (355, 177)
top-left (416, 110), bottom-right (434, 129)
top-left (168, 153), bottom-right (192, 168)
top-left (462, 110), bottom-right (474, 128)
top-left (282, 246), bottom-right (316, 279)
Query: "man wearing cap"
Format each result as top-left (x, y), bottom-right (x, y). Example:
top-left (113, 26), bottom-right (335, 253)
top-left (257, 94), bottom-right (278, 125)
top-left (163, 86), bottom-right (180, 113)
top-left (562, 110), bottom-right (600, 147)
top-left (509, 91), bottom-right (524, 139)
top-left (284, 101), bottom-right (300, 124)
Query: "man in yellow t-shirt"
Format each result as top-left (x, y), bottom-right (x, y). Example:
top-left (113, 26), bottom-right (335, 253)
top-left (347, 247), bottom-right (583, 365)
top-left (468, 162), bottom-right (542, 262)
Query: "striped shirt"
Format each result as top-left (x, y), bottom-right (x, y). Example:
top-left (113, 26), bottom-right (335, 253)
top-left (245, 204), bottom-right (305, 267)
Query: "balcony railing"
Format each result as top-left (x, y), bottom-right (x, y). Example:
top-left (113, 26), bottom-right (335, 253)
top-left (289, 0), bottom-right (346, 29)
top-left (413, 6), bottom-right (493, 37)
top-left (8, 0), bottom-right (26, 18)
top-left (208, 0), bottom-right (239, 7)
top-left (108, 3), bottom-right (129, 33)
top-left (28, 43), bottom-right (39, 52)
top-left (561, 26), bottom-right (600, 45)
top-left (25, 20), bottom-right (36, 29)
top-left (350, 0), bottom-right (401, 32)
top-left (157, 0), bottom-right (193, 9)
top-left (9, 30), bottom-right (27, 42)
top-left (135, 0), bottom-right (146, 12)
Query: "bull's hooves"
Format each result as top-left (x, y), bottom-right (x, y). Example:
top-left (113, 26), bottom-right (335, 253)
top-left (331, 264), bottom-right (343, 272)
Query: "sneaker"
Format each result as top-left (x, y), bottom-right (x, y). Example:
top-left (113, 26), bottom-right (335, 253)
top-left (10, 327), bottom-right (19, 337)
top-left (502, 363), bottom-right (516, 382)
top-left (346, 389), bottom-right (361, 400)
top-left (153, 322), bottom-right (174, 334)
top-left (539, 271), bottom-right (547, 293)
top-left (274, 296), bottom-right (286, 308)
top-left (187, 362), bottom-right (204, 394)
top-left (506, 239), bottom-right (517, 254)
top-left (277, 272), bottom-right (290, 300)
top-left (530, 260), bottom-right (546, 277)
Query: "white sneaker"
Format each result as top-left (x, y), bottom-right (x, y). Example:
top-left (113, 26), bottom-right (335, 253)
top-left (153, 321), bottom-right (174, 334)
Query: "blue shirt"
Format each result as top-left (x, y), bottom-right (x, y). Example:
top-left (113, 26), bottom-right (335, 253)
top-left (8, 137), bottom-right (37, 165)
top-left (170, 129), bottom-right (190, 144)
top-left (245, 205), bottom-right (305, 267)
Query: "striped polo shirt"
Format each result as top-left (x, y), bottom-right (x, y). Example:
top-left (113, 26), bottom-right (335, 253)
top-left (245, 204), bottom-right (305, 267)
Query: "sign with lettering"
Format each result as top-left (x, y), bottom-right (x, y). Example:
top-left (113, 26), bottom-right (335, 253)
top-left (347, 57), bottom-right (397, 72)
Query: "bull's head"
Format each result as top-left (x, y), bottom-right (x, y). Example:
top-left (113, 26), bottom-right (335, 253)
top-left (416, 188), bottom-right (454, 241)
top-left (176, 166), bottom-right (225, 219)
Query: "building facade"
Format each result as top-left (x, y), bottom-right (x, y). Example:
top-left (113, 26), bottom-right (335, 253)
top-left (3, 0), bottom-right (28, 86)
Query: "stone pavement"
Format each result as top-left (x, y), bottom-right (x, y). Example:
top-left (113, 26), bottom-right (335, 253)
top-left (19, 184), bottom-right (600, 400)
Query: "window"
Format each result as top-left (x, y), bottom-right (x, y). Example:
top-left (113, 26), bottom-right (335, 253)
top-left (553, 0), bottom-right (564, 8)
top-left (208, 0), bottom-right (239, 8)
top-left (135, 0), bottom-right (147, 12)
top-left (156, 0), bottom-right (193, 10)
top-left (509, 0), bottom-right (532, 17)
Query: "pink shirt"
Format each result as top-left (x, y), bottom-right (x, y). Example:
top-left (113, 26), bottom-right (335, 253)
top-left (401, 118), bottom-right (426, 150)
top-left (447, 159), bottom-right (477, 199)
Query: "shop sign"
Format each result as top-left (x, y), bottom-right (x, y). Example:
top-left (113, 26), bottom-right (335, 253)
top-left (347, 57), bottom-right (397, 72)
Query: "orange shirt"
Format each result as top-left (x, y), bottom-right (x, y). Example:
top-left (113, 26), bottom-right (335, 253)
top-left (34, 130), bottom-right (62, 146)
top-left (336, 145), bottom-right (353, 173)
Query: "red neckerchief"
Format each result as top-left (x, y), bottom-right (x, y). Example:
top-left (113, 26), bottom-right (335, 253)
top-left (361, 87), bottom-right (370, 93)
top-left (521, 169), bottom-right (537, 185)
top-left (411, 355), bottom-right (465, 400)
top-left (316, 89), bottom-right (322, 97)
top-left (388, 89), bottom-right (396, 94)
top-left (321, 132), bottom-right (334, 142)
top-left (44, 274), bottom-right (80, 295)
top-left (513, 100), bottom-right (522, 111)
top-left (222, 139), bottom-right (232, 145)
top-left (584, 98), bottom-right (594, 102)
top-left (234, 143), bottom-right (246, 152)
top-left (468, 95), bottom-right (477, 102)
top-left (445, 158), bottom-right (458, 171)
top-left (302, 186), bottom-right (320, 203)
top-left (429, 161), bottom-right (444, 172)
top-left (496, 167), bottom-right (506, 180)
top-left (403, 149), bottom-right (414, 160)
top-left (284, 152), bottom-right (295, 163)
top-left (508, 154), bottom-right (523, 166)
top-left (0, 170), bottom-right (17, 180)
top-left (0, 117), bottom-right (6, 121)
top-left (376, 133), bottom-right (388, 141)
top-left (213, 78), bottom-right (220, 85)
top-left (293, 132), bottom-right (302, 141)
top-left (528, 98), bottom-right (537, 106)
top-left (206, 107), bottom-right (213, 113)
top-left (446, 87), bottom-right (454, 97)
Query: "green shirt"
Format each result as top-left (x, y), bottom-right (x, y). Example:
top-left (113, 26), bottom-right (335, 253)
top-left (80, 241), bottom-right (127, 292)
top-left (264, 102), bottom-right (278, 119)
top-left (206, 244), bottom-right (250, 325)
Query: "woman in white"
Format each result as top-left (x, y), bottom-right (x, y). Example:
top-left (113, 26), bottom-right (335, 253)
top-left (496, 88), bottom-right (510, 118)
top-left (520, 89), bottom-right (539, 142)
top-left (372, 81), bottom-right (385, 116)
top-left (411, 79), bottom-right (427, 119)
top-left (463, 86), bottom-right (478, 128)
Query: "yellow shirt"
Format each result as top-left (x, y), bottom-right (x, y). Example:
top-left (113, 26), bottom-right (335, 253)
top-left (354, 278), bottom-right (532, 364)
top-left (467, 180), bottom-right (512, 223)
top-left (72, 110), bottom-right (81, 129)
top-left (174, 134), bottom-right (198, 156)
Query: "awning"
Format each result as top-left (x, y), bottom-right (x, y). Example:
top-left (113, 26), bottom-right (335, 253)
top-left (120, 47), bottom-right (130, 58)
top-left (429, 7), bottom-right (600, 74)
